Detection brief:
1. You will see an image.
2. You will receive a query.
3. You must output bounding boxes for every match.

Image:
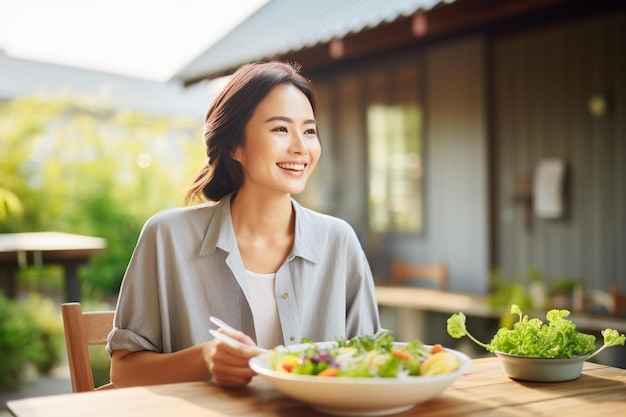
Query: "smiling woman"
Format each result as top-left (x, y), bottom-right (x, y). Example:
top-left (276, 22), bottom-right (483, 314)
top-left (106, 61), bottom-right (381, 389)
top-left (234, 83), bottom-right (321, 198)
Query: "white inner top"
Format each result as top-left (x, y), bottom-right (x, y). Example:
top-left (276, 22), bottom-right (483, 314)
top-left (245, 269), bottom-right (283, 349)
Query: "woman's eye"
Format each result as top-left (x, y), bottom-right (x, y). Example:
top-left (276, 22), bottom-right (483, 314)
top-left (273, 126), bottom-right (288, 133)
top-left (305, 128), bottom-right (317, 135)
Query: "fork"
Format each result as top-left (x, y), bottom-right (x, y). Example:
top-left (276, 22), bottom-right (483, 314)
top-left (209, 316), bottom-right (268, 353)
top-left (209, 316), bottom-right (238, 333)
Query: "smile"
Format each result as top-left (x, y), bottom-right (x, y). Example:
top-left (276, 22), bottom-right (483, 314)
top-left (277, 163), bottom-right (306, 171)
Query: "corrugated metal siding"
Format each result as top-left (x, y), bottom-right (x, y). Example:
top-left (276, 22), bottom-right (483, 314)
top-left (493, 11), bottom-right (626, 290)
top-left (174, 0), bottom-right (455, 82)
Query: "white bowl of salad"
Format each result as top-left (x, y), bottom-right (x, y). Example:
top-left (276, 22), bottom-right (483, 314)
top-left (249, 330), bottom-right (471, 416)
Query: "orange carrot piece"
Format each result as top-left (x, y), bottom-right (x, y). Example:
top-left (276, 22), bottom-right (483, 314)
top-left (392, 349), bottom-right (414, 361)
top-left (318, 367), bottom-right (339, 377)
top-left (430, 344), bottom-right (445, 354)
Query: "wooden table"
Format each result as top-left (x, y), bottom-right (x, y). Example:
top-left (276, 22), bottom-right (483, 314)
top-left (6, 358), bottom-right (626, 416)
top-left (0, 232), bottom-right (106, 301)
top-left (375, 286), bottom-right (626, 341)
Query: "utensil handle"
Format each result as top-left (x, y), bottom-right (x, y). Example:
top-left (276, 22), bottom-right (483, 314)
top-left (209, 329), bottom-right (267, 353)
top-left (209, 316), bottom-right (238, 332)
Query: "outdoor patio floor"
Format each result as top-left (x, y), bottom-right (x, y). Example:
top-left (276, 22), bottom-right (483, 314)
top-left (1, 359), bottom-right (72, 416)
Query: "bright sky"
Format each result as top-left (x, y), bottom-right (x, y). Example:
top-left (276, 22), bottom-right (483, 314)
top-left (0, 0), bottom-right (269, 82)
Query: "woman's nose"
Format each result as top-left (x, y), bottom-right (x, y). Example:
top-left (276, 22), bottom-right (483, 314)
top-left (289, 131), bottom-right (308, 155)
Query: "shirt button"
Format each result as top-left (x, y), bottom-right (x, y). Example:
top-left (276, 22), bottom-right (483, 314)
top-left (281, 292), bottom-right (289, 299)
top-left (290, 335), bottom-right (296, 342)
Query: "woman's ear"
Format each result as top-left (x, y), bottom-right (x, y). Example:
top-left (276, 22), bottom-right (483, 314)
top-left (232, 136), bottom-right (246, 163)
top-left (232, 147), bottom-right (241, 163)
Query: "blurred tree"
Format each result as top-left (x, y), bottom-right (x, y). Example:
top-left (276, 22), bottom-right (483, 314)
top-left (0, 96), bottom-right (204, 297)
top-left (0, 187), bottom-right (23, 222)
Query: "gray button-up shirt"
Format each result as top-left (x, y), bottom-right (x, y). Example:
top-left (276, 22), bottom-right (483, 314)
top-left (106, 195), bottom-right (381, 354)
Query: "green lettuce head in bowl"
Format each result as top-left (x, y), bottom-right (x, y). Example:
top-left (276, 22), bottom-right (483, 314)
top-left (447, 305), bottom-right (625, 382)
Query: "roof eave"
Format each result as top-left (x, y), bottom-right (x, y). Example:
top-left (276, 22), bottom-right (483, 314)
top-left (179, 0), bottom-right (577, 85)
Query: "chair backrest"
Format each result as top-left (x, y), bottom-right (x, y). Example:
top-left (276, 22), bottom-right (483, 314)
top-left (390, 260), bottom-right (448, 290)
top-left (61, 302), bottom-right (115, 393)
top-left (610, 286), bottom-right (626, 317)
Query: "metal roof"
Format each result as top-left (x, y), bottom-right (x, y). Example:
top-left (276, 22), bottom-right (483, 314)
top-left (173, 0), bottom-right (456, 84)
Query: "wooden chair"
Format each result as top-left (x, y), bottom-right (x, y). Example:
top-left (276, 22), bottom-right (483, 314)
top-left (610, 286), bottom-right (626, 317)
top-left (390, 260), bottom-right (448, 290)
top-left (387, 260), bottom-right (449, 341)
top-left (61, 302), bottom-right (115, 392)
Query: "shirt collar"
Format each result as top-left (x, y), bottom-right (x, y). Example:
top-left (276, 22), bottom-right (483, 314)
top-left (199, 194), bottom-right (320, 265)
top-left (290, 198), bottom-right (320, 264)
top-left (199, 195), bottom-right (237, 256)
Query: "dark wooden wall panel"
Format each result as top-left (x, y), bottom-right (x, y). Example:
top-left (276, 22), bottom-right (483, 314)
top-left (493, 11), bottom-right (626, 291)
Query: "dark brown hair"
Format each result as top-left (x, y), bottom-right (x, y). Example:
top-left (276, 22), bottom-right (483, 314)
top-left (185, 61), bottom-right (316, 204)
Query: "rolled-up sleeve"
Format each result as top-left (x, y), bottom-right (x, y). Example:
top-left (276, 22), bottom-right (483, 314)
top-left (106, 216), bottom-right (163, 355)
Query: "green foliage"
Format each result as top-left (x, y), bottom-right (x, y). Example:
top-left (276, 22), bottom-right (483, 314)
top-left (446, 312), bottom-right (491, 350)
top-left (17, 265), bottom-right (64, 295)
top-left (21, 294), bottom-right (65, 374)
top-left (447, 304), bottom-right (626, 359)
top-left (0, 295), bottom-right (38, 389)
top-left (487, 268), bottom-right (531, 309)
top-left (550, 277), bottom-right (581, 294)
top-left (0, 293), bottom-right (64, 389)
top-left (487, 268), bottom-right (532, 328)
top-left (66, 185), bottom-right (143, 295)
top-left (489, 305), bottom-right (596, 358)
top-left (587, 329), bottom-right (626, 361)
top-left (89, 345), bottom-right (112, 388)
top-left (527, 265), bottom-right (547, 283)
top-left (0, 187), bottom-right (24, 222)
top-left (0, 95), bottom-right (204, 297)
top-left (488, 266), bottom-right (587, 328)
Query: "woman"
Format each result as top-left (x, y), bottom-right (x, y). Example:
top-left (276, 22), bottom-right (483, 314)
top-left (106, 61), bottom-right (381, 387)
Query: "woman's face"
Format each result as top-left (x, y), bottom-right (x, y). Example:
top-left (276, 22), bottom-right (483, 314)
top-left (234, 83), bottom-right (321, 196)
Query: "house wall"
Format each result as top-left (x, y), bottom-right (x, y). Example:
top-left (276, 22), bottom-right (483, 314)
top-left (422, 36), bottom-right (489, 293)
top-left (303, 9), bottom-right (625, 297)
top-left (308, 38), bottom-right (490, 294)
top-left (369, 37), bottom-right (490, 294)
top-left (493, 11), bottom-right (626, 291)
top-left (301, 76), bottom-right (369, 232)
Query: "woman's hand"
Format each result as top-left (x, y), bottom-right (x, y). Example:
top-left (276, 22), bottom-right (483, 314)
top-left (203, 328), bottom-right (262, 386)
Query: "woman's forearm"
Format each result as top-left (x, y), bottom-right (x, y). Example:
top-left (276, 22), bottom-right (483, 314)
top-left (110, 345), bottom-right (210, 387)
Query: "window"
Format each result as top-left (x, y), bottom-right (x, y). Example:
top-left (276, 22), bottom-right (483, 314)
top-left (366, 67), bottom-right (423, 233)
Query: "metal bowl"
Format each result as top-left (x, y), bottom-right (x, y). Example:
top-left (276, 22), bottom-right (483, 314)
top-left (494, 351), bottom-right (587, 382)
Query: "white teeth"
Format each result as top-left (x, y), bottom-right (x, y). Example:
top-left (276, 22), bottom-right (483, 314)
top-left (278, 163), bottom-right (305, 171)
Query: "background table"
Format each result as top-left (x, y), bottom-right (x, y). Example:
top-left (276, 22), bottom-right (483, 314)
top-left (375, 286), bottom-right (626, 340)
top-left (7, 358), bottom-right (626, 417)
top-left (0, 232), bottom-right (106, 301)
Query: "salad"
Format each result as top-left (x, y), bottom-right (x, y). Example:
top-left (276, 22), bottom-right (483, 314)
top-left (447, 304), bottom-right (625, 359)
top-left (265, 330), bottom-right (460, 378)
